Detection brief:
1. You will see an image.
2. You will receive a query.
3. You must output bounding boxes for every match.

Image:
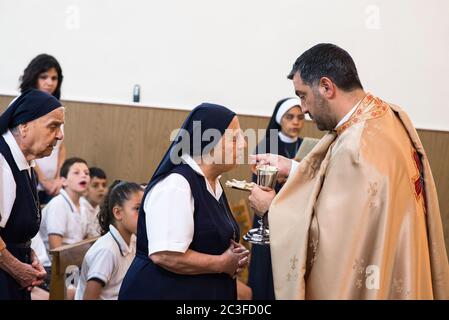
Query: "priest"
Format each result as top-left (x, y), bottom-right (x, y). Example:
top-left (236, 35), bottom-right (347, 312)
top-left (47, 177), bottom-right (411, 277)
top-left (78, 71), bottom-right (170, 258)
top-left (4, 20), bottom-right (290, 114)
top-left (249, 43), bottom-right (449, 299)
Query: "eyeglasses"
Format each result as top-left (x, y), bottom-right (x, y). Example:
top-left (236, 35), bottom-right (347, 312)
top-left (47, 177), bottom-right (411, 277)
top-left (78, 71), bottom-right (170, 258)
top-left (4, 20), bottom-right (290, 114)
top-left (283, 114), bottom-right (305, 121)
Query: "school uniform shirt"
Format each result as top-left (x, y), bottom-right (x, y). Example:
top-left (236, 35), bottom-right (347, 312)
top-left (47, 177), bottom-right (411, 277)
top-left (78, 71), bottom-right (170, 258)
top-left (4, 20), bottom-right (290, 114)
top-left (80, 196), bottom-right (101, 237)
top-left (144, 153), bottom-right (222, 256)
top-left (0, 130), bottom-right (35, 228)
top-left (75, 225), bottom-right (135, 300)
top-left (39, 188), bottom-right (89, 250)
top-left (30, 232), bottom-right (51, 267)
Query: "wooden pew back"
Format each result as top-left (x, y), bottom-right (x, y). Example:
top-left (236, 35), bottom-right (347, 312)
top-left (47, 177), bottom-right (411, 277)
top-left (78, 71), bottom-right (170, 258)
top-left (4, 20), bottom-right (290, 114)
top-left (49, 237), bottom-right (99, 300)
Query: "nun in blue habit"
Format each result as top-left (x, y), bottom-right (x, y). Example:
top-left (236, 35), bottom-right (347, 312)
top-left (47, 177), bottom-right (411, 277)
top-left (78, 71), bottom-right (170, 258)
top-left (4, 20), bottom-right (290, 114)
top-left (248, 97), bottom-right (304, 300)
top-left (119, 103), bottom-right (249, 300)
top-left (0, 89), bottom-right (63, 300)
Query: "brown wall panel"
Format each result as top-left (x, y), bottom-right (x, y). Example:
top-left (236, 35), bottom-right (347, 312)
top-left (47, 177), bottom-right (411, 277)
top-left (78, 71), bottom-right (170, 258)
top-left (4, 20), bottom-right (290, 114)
top-left (1, 95), bottom-right (448, 256)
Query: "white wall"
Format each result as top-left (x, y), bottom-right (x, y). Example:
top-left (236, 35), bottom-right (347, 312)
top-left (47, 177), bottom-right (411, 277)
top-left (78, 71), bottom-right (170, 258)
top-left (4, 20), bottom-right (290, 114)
top-left (1, 0), bottom-right (448, 130)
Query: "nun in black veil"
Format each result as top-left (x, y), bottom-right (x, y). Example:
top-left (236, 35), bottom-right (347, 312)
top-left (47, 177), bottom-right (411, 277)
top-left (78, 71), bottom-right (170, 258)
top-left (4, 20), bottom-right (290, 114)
top-left (248, 97), bottom-right (304, 300)
top-left (119, 103), bottom-right (250, 300)
top-left (0, 89), bottom-right (63, 300)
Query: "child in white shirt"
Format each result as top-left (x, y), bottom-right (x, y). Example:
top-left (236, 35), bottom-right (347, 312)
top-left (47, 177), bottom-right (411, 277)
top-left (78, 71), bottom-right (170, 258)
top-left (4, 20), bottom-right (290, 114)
top-left (81, 167), bottom-right (108, 238)
top-left (40, 157), bottom-right (90, 250)
top-left (75, 180), bottom-right (143, 300)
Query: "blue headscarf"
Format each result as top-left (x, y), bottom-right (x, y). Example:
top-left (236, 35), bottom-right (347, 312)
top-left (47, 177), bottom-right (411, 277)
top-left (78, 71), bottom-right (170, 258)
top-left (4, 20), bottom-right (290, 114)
top-left (0, 89), bottom-right (62, 134)
top-left (146, 102), bottom-right (236, 191)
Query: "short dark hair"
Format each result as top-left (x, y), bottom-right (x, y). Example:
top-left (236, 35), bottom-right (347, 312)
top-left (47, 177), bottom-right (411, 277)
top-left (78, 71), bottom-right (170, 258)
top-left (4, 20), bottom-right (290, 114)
top-left (89, 167), bottom-right (107, 180)
top-left (287, 43), bottom-right (363, 91)
top-left (20, 54), bottom-right (64, 99)
top-left (60, 157), bottom-right (88, 178)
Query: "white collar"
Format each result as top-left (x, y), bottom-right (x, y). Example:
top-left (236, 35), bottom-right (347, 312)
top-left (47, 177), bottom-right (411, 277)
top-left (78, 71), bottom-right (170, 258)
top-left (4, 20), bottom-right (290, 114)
top-left (278, 131), bottom-right (298, 143)
top-left (181, 153), bottom-right (223, 201)
top-left (59, 188), bottom-right (80, 213)
top-left (335, 99), bottom-right (363, 129)
top-left (2, 130), bottom-right (35, 172)
top-left (109, 224), bottom-right (132, 256)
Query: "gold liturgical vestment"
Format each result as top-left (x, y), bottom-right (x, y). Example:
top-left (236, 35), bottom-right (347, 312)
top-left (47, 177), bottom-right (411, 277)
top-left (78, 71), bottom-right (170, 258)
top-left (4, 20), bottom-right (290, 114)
top-left (269, 93), bottom-right (449, 299)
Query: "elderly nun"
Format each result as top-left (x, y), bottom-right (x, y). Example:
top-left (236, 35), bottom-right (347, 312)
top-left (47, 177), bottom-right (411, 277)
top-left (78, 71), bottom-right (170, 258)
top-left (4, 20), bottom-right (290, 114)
top-left (0, 89), bottom-right (64, 300)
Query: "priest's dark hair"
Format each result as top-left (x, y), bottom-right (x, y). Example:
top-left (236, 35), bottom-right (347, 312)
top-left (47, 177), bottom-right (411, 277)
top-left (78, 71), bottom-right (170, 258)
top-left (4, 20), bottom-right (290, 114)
top-left (98, 180), bottom-right (143, 235)
top-left (288, 43), bottom-right (363, 91)
top-left (19, 54), bottom-right (64, 99)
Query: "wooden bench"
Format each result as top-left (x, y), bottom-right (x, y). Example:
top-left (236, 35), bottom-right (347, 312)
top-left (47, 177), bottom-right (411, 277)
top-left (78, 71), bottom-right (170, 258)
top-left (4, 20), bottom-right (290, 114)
top-left (49, 237), bottom-right (99, 300)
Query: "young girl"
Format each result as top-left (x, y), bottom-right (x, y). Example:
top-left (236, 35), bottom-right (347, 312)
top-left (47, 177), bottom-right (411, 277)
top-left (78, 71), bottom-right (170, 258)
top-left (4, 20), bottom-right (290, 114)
top-left (75, 181), bottom-right (143, 300)
top-left (19, 54), bottom-right (66, 205)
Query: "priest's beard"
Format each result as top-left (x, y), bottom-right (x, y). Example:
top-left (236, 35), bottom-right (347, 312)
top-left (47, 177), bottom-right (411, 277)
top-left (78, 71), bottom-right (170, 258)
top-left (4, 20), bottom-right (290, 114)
top-left (312, 91), bottom-right (336, 131)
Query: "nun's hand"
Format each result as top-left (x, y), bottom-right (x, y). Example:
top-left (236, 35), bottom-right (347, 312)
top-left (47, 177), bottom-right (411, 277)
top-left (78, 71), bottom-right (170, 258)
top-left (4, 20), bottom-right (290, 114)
top-left (231, 240), bottom-right (250, 275)
top-left (0, 248), bottom-right (44, 290)
top-left (221, 242), bottom-right (250, 279)
top-left (14, 261), bottom-right (44, 290)
top-left (248, 185), bottom-right (276, 217)
top-left (30, 249), bottom-right (47, 287)
top-left (220, 243), bottom-right (241, 278)
top-left (250, 153), bottom-right (292, 181)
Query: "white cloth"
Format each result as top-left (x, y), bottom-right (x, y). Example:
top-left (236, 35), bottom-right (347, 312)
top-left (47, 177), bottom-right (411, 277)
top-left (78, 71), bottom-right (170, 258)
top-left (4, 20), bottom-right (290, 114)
top-left (80, 196), bottom-right (101, 237)
top-left (289, 159), bottom-right (300, 176)
top-left (335, 99), bottom-right (362, 129)
top-left (31, 232), bottom-right (51, 267)
top-left (278, 131), bottom-right (298, 143)
top-left (275, 98), bottom-right (301, 125)
top-left (0, 130), bottom-right (35, 228)
top-left (40, 188), bottom-right (89, 250)
top-left (144, 153), bottom-right (222, 256)
top-left (75, 225), bottom-right (135, 300)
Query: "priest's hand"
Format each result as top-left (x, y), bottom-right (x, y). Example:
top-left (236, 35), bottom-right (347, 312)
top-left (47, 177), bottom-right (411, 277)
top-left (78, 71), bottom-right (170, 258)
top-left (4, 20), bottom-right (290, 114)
top-left (250, 153), bottom-right (292, 181)
top-left (248, 185), bottom-right (276, 216)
